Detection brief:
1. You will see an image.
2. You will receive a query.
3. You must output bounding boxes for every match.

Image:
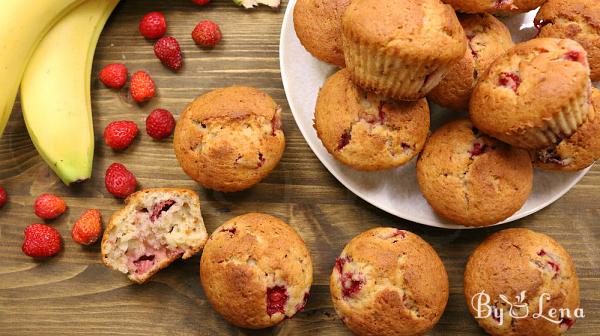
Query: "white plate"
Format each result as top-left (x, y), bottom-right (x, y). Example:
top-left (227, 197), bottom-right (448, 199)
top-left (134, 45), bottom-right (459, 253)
top-left (279, 1), bottom-right (592, 229)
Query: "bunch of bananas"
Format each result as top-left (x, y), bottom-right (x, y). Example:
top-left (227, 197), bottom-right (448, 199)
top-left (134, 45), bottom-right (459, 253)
top-left (0, 0), bottom-right (120, 185)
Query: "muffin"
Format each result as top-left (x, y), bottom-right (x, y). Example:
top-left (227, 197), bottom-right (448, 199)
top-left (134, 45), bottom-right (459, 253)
top-left (314, 69), bottom-right (430, 171)
top-left (101, 188), bottom-right (208, 284)
top-left (173, 86), bottom-right (285, 192)
top-left (416, 119), bottom-right (533, 227)
top-left (535, 0), bottom-right (600, 82)
top-left (464, 228), bottom-right (580, 336)
top-left (442, 0), bottom-right (546, 15)
top-left (470, 38), bottom-right (592, 149)
top-left (330, 227), bottom-right (449, 336)
top-left (341, 0), bottom-right (466, 101)
top-left (428, 13), bottom-right (514, 111)
top-left (533, 88), bottom-right (600, 171)
top-left (200, 213), bottom-right (313, 329)
top-left (294, 0), bottom-right (351, 67)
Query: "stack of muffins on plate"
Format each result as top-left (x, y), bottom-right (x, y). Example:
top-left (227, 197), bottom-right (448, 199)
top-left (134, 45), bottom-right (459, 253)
top-left (295, 0), bottom-right (600, 228)
top-left (294, 0), bottom-right (593, 334)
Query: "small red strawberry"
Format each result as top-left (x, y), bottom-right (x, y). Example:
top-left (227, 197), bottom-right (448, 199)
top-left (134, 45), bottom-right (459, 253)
top-left (34, 194), bottom-right (67, 220)
top-left (146, 108), bottom-right (176, 140)
top-left (104, 121), bottom-right (139, 150)
top-left (192, 0), bottom-right (211, 5)
top-left (130, 71), bottom-right (156, 103)
top-left (154, 36), bottom-right (183, 71)
top-left (0, 187), bottom-right (7, 209)
top-left (72, 209), bottom-right (102, 245)
top-left (192, 20), bottom-right (222, 48)
top-left (139, 12), bottom-right (167, 39)
top-left (105, 163), bottom-right (137, 198)
top-left (99, 63), bottom-right (128, 89)
top-left (22, 224), bottom-right (63, 258)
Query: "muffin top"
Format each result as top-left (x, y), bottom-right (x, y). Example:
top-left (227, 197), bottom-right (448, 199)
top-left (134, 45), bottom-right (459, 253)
top-left (294, 0), bottom-right (351, 67)
top-left (342, 0), bottom-right (465, 60)
top-left (314, 69), bottom-right (430, 171)
top-left (330, 227), bottom-right (448, 336)
top-left (535, 0), bottom-right (600, 81)
top-left (173, 86), bottom-right (285, 192)
top-left (534, 88), bottom-right (600, 171)
top-left (428, 13), bottom-right (514, 111)
top-left (470, 38), bottom-right (591, 148)
top-left (464, 228), bottom-right (580, 336)
top-left (200, 213), bottom-right (313, 329)
top-left (443, 0), bottom-right (546, 15)
top-left (416, 119), bottom-right (533, 227)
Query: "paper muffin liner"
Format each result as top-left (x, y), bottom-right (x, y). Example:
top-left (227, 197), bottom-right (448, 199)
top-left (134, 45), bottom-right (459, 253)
top-left (342, 28), bottom-right (452, 101)
top-left (510, 86), bottom-right (591, 149)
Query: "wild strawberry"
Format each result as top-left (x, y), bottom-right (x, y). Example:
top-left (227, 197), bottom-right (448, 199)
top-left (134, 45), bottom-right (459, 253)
top-left (0, 187), bottom-right (7, 209)
top-left (154, 37), bottom-right (183, 71)
top-left (146, 108), bottom-right (176, 140)
top-left (99, 63), bottom-right (128, 89)
top-left (130, 71), bottom-right (156, 103)
top-left (34, 194), bottom-right (67, 220)
top-left (22, 224), bottom-right (62, 258)
top-left (105, 163), bottom-right (137, 199)
top-left (192, 20), bottom-right (222, 48)
top-left (139, 12), bottom-right (167, 39)
top-left (192, 0), bottom-right (211, 5)
top-left (104, 121), bottom-right (139, 150)
top-left (72, 209), bottom-right (102, 245)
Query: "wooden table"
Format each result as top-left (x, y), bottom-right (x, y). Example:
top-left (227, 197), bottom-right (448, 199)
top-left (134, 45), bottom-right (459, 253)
top-left (1, 1), bottom-right (598, 335)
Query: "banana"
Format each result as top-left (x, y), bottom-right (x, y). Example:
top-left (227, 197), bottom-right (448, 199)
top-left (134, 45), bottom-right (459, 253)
top-left (0, 0), bottom-right (86, 138)
top-left (20, 0), bottom-right (119, 185)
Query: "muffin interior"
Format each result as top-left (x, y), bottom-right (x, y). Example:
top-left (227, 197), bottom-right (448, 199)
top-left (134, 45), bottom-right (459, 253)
top-left (102, 191), bottom-right (206, 282)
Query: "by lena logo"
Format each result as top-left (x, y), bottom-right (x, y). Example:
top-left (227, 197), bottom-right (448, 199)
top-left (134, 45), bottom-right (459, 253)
top-left (471, 290), bottom-right (585, 326)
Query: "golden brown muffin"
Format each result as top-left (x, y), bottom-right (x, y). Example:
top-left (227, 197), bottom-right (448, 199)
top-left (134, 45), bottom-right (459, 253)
top-left (173, 87), bottom-right (285, 192)
top-left (428, 13), bottom-right (514, 111)
top-left (200, 213), bottom-right (313, 329)
top-left (470, 38), bottom-right (592, 149)
top-left (293, 0), bottom-right (351, 67)
top-left (342, 0), bottom-right (466, 101)
top-left (416, 119), bottom-right (533, 227)
top-left (443, 0), bottom-right (546, 15)
top-left (314, 69), bottom-right (430, 171)
top-left (535, 0), bottom-right (600, 82)
top-left (533, 88), bottom-right (600, 171)
top-left (101, 188), bottom-right (208, 284)
top-left (330, 227), bottom-right (449, 336)
top-left (464, 228), bottom-right (580, 336)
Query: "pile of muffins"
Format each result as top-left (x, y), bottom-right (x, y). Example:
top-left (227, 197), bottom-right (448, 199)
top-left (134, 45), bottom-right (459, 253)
top-left (295, 0), bottom-right (600, 227)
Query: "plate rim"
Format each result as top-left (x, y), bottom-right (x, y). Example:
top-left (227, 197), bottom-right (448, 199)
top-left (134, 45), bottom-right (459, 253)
top-left (278, 0), bottom-right (590, 229)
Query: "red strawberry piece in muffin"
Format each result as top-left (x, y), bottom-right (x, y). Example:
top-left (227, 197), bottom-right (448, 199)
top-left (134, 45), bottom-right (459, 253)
top-left (0, 187), bottom-right (7, 209)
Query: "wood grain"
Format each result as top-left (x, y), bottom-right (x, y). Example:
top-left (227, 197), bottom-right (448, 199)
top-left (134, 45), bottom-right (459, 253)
top-left (0, 0), bottom-right (599, 335)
